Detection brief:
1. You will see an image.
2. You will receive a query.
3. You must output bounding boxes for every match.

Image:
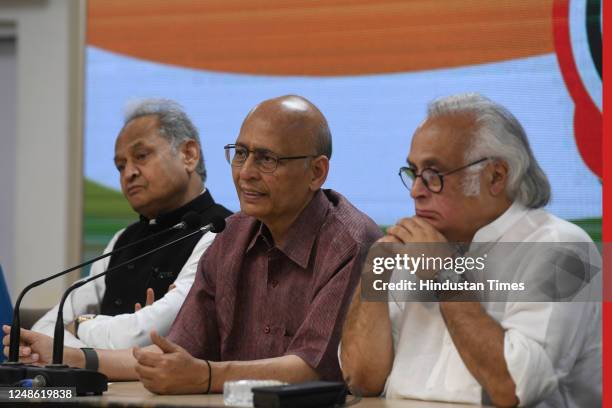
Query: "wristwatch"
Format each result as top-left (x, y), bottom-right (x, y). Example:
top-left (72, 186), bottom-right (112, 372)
top-left (435, 269), bottom-right (466, 285)
top-left (434, 269), bottom-right (467, 300)
top-left (74, 314), bottom-right (96, 339)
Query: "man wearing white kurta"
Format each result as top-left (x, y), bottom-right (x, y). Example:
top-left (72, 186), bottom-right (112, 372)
top-left (31, 99), bottom-right (231, 349)
top-left (340, 93), bottom-right (601, 407)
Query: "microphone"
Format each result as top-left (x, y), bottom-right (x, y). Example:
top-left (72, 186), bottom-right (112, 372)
top-left (0, 216), bottom-right (225, 395)
top-left (52, 216), bottom-right (226, 364)
top-left (5, 211), bottom-right (200, 364)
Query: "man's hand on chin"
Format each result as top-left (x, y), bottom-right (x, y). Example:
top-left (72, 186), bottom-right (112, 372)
top-left (386, 216), bottom-right (447, 244)
top-left (133, 331), bottom-right (210, 395)
top-left (383, 217), bottom-right (452, 280)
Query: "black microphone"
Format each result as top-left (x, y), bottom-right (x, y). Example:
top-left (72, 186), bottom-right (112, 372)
top-left (5, 211), bottom-right (200, 364)
top-left (37, 216), bottom-right (224, 394)
top-left (51, 216), bottom-right (226, 364)
top-left (0, 215), bottom-right (225, 394)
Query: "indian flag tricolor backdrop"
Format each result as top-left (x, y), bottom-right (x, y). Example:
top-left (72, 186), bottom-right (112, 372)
top-left (83, 0), bottom-right (602, 256)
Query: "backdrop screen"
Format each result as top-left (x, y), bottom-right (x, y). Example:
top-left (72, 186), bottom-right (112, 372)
top-left (83, 0), bottom-right (602, 259)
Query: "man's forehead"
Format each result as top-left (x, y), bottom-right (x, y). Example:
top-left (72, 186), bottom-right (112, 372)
top-left (115, 120), bottom-right (166, 154)
top-left (117, 115), bottom-right (159, 139)
top-left (237, 116), bottom-right (309, 154)
top-left (407, 116), bottom-right (473, 166)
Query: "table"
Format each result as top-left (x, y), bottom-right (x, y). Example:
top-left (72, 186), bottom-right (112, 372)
top-left (67, 382), bottom-right (485, 407)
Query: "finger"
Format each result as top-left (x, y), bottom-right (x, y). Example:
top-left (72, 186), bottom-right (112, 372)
top-left (2, 325), bottom-right (10, 335)
top-left (377, 235), bottom-right (401, 244)
top-left (17, 328), bottom-right (43, 344)
top-left (4, 345), bottom-right (37, 363)
top-left (15, 352), bottom-right (39, 364)
top-left (149, 331), bottom-right (179, 354)
top-left (134, 303), bottom-right (142, 312)
top-left (18, 354), bottom-right (40, 364)
top-left (133, 350), bottom-right (164, 367)
top-left (145, 288), bottom-right (155, 306)
top-left (132, 346), bottom-right (142, 360)
top-left (9, 339), bottom-right (28, 348)
top-left (411, 217), bottom-right (448, 242)
top-left (2, 343), bottom-right (29, 358)
top-left (135, 362), bottom-right (159, 381)
top-left (386, 224), bottom-right (413, 243)
top-left (19, 346), bottom-right (32, 357)
top-left (411, 217), bottom-right (441, 234)
top-left (396, 217), bottom-right (425, 233)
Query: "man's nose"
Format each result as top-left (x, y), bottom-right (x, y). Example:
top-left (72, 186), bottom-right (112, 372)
top-left (410, 176), bottom-right (429, 199)
top-left (123, 161), bottom-right (140, 181)
top-left (238, 154), bottom-right (260, 180)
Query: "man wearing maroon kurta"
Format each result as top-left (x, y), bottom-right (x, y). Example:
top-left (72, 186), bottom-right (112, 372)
top-left (7, 95), bottom-right (381, 395)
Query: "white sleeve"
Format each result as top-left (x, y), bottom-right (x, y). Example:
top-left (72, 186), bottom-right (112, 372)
top-left (501, 302), bottom-right (557, 406)
top-left (30, 230), bottom-right (123, 348)
top-left (502, 300), bottom-right (597, 406)
top-left (501, 240), bottom-right (601, 406)
top-left (76, 230), bottom-right (217, 349)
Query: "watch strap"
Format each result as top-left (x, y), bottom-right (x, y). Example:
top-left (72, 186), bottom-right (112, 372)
top-left (80, 347), bottom-right (99, 371)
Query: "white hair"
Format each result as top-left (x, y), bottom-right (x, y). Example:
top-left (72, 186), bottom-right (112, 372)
top-left (427, 93), bottom-right (551, 208)
top-left (123, 98), bottom-right (206, 182)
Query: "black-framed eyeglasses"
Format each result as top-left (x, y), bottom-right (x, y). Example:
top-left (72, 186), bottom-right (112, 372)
top-left (398, 157), bottom-right (491, 193)
top-left (224, 144), bottom-right (317, 173)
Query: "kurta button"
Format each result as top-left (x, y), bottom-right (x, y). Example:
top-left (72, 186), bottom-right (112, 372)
top-left (271, 280), bottom-right (278, 288)
top-left (127, 264), bottom-right (135, 270)
top-left (114, 298), bottom-right (122, 306)
top-left (264, 325), bottom-right (271, 334)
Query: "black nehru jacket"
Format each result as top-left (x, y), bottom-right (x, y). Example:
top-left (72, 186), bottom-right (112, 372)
top-left (101, 190), bottom-right (231, 316)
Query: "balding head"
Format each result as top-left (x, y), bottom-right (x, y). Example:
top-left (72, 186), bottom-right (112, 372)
top-left (242, 95), bottom-right (332, 159)
top-left (231, 95), bottom-right (331, 244)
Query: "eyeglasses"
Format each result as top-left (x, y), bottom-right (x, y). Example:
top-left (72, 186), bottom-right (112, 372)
top-left (224, 144), bottom-right (317, 173)
top-left (399, 157), bottom-right (490, 193)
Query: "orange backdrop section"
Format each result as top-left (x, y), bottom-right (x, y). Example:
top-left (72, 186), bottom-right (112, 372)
top-left (87, 0), bottom-right (554, 76)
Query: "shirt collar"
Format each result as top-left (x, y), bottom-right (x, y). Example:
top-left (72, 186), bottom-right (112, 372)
top-left (139, 188), bottom-right (211, 228)
top-left (471, 200), bottom-right (528, 243)
top-left (247, 189), bottom-right (329, 269)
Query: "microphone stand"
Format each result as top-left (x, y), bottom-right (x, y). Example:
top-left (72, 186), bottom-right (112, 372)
top-left (51, 225), bottom-right (206, 365)
top-left (5, 219), bottom-right (190, 363)
top-left (1, 218), bottom-right (221, 395)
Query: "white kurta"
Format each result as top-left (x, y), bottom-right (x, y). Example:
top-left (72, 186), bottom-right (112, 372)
top-left (384, 202), bottom-right (601, 407)
top-left (31, 228), bottom-right (216, 349)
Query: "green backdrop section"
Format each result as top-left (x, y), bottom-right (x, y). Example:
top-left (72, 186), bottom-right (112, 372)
top-left (572, 218), bottom-right (602, 243)
top-left (82, 179), bottom-right (137, 275)
top-left (82, 178), bottom-right (602, 276)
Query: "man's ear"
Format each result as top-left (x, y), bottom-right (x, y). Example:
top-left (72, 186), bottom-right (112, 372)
top-left (489, 160), bottom-right (508, 196)
top-left (309, 156), bottom-right (330, 191)
top-left (180, 140), bottom-right (200, 173)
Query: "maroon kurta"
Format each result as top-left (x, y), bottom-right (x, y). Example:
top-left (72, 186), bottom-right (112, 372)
top-left (167, 189), bottom-right (382, 380)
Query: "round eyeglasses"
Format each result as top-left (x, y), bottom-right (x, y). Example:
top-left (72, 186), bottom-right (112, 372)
top-left (398, 157), bottom-right (490, 193)
top-left (224, 144), bottom-right (317, 173)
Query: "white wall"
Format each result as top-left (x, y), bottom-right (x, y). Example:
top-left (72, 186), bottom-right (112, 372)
top-left (0, 31), bottom-right (17, 293)
top-left (0, 0), bottom-right (85, 308)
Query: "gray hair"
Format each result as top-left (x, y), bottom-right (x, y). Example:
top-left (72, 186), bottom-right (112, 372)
top-left (427, 93), bottom-right (550, 208)
top-left (123, 98), bottom-right (206, 182)
top-left (315, 117), bottom-right (333, 159)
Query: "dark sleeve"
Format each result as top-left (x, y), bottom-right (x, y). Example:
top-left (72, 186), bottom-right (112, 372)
top-left (283, 241), bottom-right (367, 381)
top-left (167, 240), bottom-right (221, 361)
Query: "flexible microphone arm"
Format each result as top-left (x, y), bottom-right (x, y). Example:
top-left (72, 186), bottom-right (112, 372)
top-left (7, 212), bottom-right (200, 363)
top-left (50, 218), bottom-right (225, 365)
